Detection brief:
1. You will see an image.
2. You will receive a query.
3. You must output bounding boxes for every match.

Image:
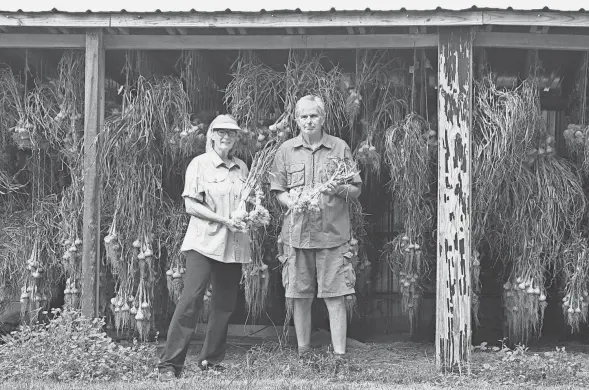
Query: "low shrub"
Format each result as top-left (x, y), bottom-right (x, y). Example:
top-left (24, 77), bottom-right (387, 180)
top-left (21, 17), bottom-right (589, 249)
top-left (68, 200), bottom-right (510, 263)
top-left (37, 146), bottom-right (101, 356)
top-left (0, 308), bottom-right (158, 382)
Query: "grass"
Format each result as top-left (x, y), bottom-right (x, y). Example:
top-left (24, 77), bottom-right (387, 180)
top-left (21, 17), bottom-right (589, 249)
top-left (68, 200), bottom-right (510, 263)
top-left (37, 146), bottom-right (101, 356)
top-left (2, 339), bottom-right (589, 390)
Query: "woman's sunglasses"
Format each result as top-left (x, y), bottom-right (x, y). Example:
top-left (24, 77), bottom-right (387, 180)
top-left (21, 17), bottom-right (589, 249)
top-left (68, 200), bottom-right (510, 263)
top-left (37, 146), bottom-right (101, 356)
top-left (214, 129), bottom-right (239, 138)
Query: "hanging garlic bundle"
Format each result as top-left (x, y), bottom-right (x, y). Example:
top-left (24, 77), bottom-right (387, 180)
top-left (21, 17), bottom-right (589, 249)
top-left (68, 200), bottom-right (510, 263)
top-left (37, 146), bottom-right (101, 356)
top-left (502, 253), bottom-right (547, 345)
top-left (61, 236), bottom-right (82, 309)
top-left (199, 283), bottom-right (213, 323)
top-left (111, 285), bottom-right (135, 333)
top-left (64, 277), bottom-right (81, 309)
top-left (133, 236), bottom-right (154, 340)
top-left (560, 241), bottom-right (589, 333)
top-left (399, 236), bottom-right (422, 334)
top-left (21, 240), bottom-right (48, 321)
top-left (104, 213), bottom-right (123, 276)
top-left (382, 233), bottom-right (424, 335)
top-left (242, 229), bottom-right (269, 321)
top-left (165, 261), bottom-right (186, 304)
top-left (344, 236), bottom-right (360, 320)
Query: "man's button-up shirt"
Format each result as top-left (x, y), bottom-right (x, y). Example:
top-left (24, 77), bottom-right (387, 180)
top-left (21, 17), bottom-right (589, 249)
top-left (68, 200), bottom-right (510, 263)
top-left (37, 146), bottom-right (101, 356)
top-left (270, 132), bottom-right (362, 249)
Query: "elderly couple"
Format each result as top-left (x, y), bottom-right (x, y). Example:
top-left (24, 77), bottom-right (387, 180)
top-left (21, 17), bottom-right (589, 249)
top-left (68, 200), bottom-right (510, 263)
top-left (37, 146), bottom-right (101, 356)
top-left (157, 95), bottom-right (362, 380)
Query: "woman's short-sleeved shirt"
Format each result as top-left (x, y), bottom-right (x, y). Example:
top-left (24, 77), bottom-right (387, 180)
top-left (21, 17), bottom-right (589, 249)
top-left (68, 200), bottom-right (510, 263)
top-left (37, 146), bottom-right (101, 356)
top-left (180, 150), bottom-right (251, 264)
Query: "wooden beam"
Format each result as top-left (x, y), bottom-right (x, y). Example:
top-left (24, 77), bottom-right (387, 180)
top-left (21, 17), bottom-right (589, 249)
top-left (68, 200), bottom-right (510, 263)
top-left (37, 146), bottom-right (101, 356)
top-left (530, 25), bottom-right (550, 34)
top-left (474, 32), bottom-right (589, 51)
top-left (82, 28), bottom-right (104, 319)
top-left (483, 11), bottom-right (589, 27)
top-left (103, 33), bottom-right (438, 50)
top-left (436, 26), bottom-right (473, 373)
top-left (0, 33), bottom-right (85, 48)
top-left (2, 11), bottom-right (589, 29)
top-left (0, 12), bottom-right (111, 27)
top-left (108, 11), bottom-right (483, 28)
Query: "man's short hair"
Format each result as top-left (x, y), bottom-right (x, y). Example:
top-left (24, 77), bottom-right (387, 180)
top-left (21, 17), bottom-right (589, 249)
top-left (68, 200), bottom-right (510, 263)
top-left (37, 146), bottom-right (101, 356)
top-left (295, 95), bottom-right (326, 118)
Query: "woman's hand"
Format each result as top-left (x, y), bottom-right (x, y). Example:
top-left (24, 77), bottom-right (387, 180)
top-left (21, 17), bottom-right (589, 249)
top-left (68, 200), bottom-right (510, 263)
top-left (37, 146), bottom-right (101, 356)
top-left (222, 217), bottom-right (248, 233)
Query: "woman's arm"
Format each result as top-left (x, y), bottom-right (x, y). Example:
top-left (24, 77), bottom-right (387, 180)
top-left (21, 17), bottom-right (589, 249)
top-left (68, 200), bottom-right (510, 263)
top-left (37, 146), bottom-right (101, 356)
top-left (275, 191), bottom-right (293, 209)
top-left (185, 197), bottom-right (242, 232)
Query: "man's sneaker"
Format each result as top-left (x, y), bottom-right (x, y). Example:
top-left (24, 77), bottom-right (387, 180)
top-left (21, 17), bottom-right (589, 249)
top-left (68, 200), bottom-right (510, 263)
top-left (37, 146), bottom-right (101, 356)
top-left (198, 359), bottom-right (227, 372)
top-left (158, 369), bottom-right (177, 382)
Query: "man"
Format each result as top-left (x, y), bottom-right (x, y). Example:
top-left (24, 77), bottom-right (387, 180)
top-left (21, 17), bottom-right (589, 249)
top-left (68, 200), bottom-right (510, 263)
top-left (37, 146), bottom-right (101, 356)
top-left (270, 95), bottom-right (362, 358)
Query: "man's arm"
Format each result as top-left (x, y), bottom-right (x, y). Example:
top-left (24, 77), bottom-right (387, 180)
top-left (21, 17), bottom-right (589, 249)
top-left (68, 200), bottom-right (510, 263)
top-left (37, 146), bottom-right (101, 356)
top-left (322, 181), bottom-right (361, 199)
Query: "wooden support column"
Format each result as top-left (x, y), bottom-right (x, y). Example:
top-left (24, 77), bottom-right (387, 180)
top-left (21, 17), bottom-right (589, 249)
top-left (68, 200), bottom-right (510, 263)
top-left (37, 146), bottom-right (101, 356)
top-left (436, 26), bottom-right (473, 372)
top-left (82, 28), bottom-right (104, 318)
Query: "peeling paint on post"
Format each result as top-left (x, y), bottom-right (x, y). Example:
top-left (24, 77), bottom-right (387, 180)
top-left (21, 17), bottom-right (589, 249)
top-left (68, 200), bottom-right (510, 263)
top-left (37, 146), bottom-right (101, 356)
top-left (82, 28), bottom-right (104, 318)
top-left (436, 27), bottom-right (472, 372)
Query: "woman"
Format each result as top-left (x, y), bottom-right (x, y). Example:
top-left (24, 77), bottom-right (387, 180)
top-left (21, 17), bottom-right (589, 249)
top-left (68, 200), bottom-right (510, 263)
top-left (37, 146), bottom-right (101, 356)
top-left (158, 114), bottom-right (250, 380)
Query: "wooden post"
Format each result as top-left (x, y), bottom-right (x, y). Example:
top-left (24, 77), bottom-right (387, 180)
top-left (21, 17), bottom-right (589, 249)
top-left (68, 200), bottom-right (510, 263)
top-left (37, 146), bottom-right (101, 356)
top-left (82, 28), bottom-right (104, 318)
top-left (436, 27), bottom-right (473, 372)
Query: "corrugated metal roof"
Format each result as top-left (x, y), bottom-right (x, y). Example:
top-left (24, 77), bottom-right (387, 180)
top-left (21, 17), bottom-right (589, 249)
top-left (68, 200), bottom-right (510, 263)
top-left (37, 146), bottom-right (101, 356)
top-left (0, 0), bottom-right (587, 13)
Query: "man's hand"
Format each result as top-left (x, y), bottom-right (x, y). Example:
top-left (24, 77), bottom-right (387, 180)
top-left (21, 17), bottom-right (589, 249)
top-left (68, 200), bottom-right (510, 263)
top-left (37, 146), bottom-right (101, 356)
top-left (322, 180), bottom-right (341, 196)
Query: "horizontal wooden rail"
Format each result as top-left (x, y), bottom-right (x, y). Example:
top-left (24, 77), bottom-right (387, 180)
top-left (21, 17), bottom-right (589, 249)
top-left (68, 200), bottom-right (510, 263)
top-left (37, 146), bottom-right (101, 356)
top-left (474, 32), bottom-right (589, 51)
top-left (102, 33), bottom-right (438, 49)
top-left (2, 31), bottom-right (589, 51)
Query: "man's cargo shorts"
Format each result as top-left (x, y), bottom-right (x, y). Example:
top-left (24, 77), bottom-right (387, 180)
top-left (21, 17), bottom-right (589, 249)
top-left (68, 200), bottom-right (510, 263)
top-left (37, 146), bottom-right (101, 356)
top-left (279, 242), bottom-right (356, 299)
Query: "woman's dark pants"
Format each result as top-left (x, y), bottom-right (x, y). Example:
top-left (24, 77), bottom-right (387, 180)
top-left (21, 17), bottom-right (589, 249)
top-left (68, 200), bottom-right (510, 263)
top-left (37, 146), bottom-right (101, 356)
top-left (158, 250), bottom-right (242, 375)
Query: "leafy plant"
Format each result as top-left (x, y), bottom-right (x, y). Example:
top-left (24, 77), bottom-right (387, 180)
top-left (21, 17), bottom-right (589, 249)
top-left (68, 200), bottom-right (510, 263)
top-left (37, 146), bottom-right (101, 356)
top-left (0, 308), bottom-right (158, 382)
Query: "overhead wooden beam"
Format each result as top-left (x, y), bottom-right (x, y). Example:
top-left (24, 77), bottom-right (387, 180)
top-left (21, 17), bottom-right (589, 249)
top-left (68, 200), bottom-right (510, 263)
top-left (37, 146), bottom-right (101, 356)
top-left (2, 11), bottom-right (589, 29)
top-left (82, 28), bottom-right (105, 319)
top-left (436, 26), bottom-right (473, 373)
top-left (474, 32), bottom-right (589, 51)
top-left (103, 33), bottom-right (439, 50)
top-left (0, 33), bottom-right (85, 48)
top-left (482, 11), bottom-right (589, 27)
